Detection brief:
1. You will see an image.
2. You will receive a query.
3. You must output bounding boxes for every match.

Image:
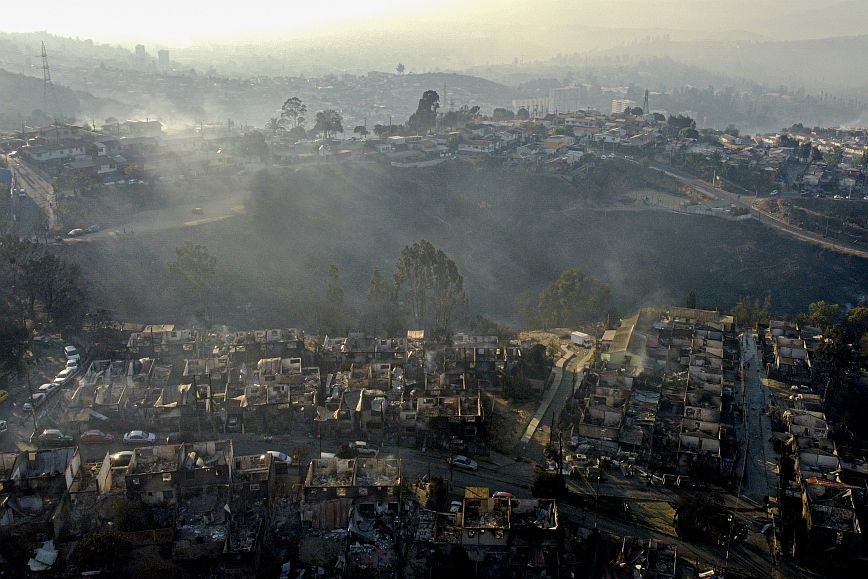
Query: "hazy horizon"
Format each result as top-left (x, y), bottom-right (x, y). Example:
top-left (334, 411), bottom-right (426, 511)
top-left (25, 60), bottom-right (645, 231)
top-left (6, 0), bottom-right (868, 53)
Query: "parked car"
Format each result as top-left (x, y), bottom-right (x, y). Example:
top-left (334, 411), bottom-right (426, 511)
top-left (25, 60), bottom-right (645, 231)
top-left (23, 392), bottom-right (47, 412)
top-left (350, 441), bottom-right (378, 457)
top-left (123, 430), bottom-right (157, 444)
top-left (446, 455), bottom-right (478, 471)
top-left (80, 429), bottom-right (114, 443)
top-left (37, 383), bottom-right (59, 395)
top-left (265, 450), bottom-right (293, 465)
top-left (31, 429), bottom-right (73, 446)
top-left (166, 431), bottom-right (195, 444)
top-left (67, 228), bottom-right (84, 237)
top-left (64, 345), bottom-right (80, 362)
top-left (85, 224), bottom-right (100, 233)
top-left (52, 375), bottom-right (70, 386)
top-left (56, 367), bottom-right (75, 381)
top-left (0, 389), bottom-right (8, 404)
top-left (110, 451), bottom-right (134, 467)
top-left (191, 207), bottom-right (204, 215)
top-left (491, 491), bottom-right (514, 499)
top-left (65, 359), bottom-right (79, 370)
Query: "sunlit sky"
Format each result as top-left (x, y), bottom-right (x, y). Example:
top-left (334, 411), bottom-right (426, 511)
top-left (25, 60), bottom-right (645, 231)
top-left (1, 0), bottom-right (857, 46)
top-left (2, 0), bottom-right (495, 45)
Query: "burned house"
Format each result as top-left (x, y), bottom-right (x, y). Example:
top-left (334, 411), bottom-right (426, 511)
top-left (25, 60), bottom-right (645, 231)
top-left (126, 444), bottom-right (182, 505)
top-left (0, 448), bottom-right (81, 541)
top-left (302, 457), bottom-right (401, 530)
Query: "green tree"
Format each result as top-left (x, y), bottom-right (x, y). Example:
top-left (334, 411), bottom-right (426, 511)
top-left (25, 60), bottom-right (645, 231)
top-left (723, 124), bottom-right (740, 137)
top-left (845, 305), bottom-right (868, 341)
top-left (516, 107), bottom-right (530, 120)
top-left (408, 90), bottom-right (440, 132)
top-left (396, 63), bottom-right (405, 75)
top-left (280, 96), bottom-right (307, 129)
top-left (393, 240), bottom-right (466, 337)
top-left (367, 267), bottom-right (398, 334)
top-left (685, 290), bottom-right (697, 309)
top-left (491, 107), bottom-right (515, 121)
top-left (730, 295), bottom-right (770, 328)
top-left (808, 300), bottom-right (840, 329)
top-left (265, 116), bottom-right (283, 135)
top-left (537, 269), bottom-right (610, 328)
top-left (313, 109), bottom-right (343, 140)
top-left (353, 125), bottom-right (369, 138)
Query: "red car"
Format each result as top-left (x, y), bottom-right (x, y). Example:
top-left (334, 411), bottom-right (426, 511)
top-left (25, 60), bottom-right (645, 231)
top-left (80, 429), bottom-right (114, 443)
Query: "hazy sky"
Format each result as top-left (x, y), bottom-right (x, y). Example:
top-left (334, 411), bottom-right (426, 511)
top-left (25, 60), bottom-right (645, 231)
top-left (3, 0), bottom-right (481, 44)
top-left (3, 0), bottom-right (862, 46)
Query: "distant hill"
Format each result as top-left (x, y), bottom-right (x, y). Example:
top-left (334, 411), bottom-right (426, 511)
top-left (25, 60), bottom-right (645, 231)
top-left (0, 68), bottom-right (132, 130)
top-left (584, 35), bottom-right (868, 93)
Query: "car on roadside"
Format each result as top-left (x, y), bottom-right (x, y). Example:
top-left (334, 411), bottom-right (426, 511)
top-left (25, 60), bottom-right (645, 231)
top-left (31, 429), bottom-right (74, 446)
top-left (52, 375), bottom-right (70, 387)
top-left (65, 359), bottom-right (79, 371)
top-left (67, 228), bottom-right (84, 237)
top-left (0, 389), bottom-right (8, 404)
top-left (265, 450), bottom-right (293, 465)
top-left (80, 429), bottom-right (114, 443)
top-left (37, 383), bottom-right (59, 395)
top-left (446, 455), bottom-right (478, 471)
top-left (23, 392), bottom-right (47, 412)
top-left (123, 430), bottom-right (157, 444)
top-left (85, 224), bottom-right (100, 234)
top-left (64, 345), bottom-right (80, 362)
top-left (191, 207), bottom-right (204, 215)
top-left (166, 431), bottom-right (195, 444)
top-left (350, 441), bottom-right (378, 457)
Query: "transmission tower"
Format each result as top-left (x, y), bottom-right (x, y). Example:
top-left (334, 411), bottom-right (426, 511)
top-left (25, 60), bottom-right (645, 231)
top-left (643, 89), bottom-right (649, 114)
top-left (41, 42), bottom-right (60, 120)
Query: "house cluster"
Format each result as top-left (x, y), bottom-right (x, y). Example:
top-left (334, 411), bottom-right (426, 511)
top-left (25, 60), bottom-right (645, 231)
top-left (405, 483), bottom-right (561, 577)
top-left (756, 319), bottom-right (867, 559)
top-left (0, 438), bottom-right (301, 574)
top-left (9, 119), bottom-right (249, 184)
top-left (567, 307), bottom-right (739, 485)
top-left (37, 326), bottom-right (523, 468)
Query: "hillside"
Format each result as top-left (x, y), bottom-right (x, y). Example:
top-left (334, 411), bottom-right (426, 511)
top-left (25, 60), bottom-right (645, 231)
top-left (61, 162), bottom-right (868, 328)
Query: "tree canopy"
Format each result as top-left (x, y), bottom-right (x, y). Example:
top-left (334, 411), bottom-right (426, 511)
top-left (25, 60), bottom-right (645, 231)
top-left (393, 240), bottom-right (466, 337)
top-left (407, 90), bottom-right (440, 132)
top-left (313, 109), bottom-right (343, 140)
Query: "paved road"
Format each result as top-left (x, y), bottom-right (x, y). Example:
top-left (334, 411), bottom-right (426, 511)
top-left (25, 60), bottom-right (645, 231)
top-left (741, 333), bottom-right (779, 506)
top-left (652, 162), bottom-right (868, 260)
top-left (8, 157), bottom-right (56, 230)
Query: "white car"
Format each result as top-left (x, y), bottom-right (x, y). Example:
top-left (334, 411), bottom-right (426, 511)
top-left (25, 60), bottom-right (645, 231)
top-left (64, 345), bottom-right (80, 362)
top-left (446, 455), bottom-right (478, 471)
top-left (37, 383), bottom-right (59, 395)
top-left (265, 450), bottom-right (292, 465)
top-left (67, 228), bottom-right (84, 237)
top-left (23, 393), bottom-right (47, 411)
top-left (123, 430), bottom-right (157, 444)
top-left (65, 360), bottom-right (79, 371)
top-left (52, 375), bottom-right (69, 386)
